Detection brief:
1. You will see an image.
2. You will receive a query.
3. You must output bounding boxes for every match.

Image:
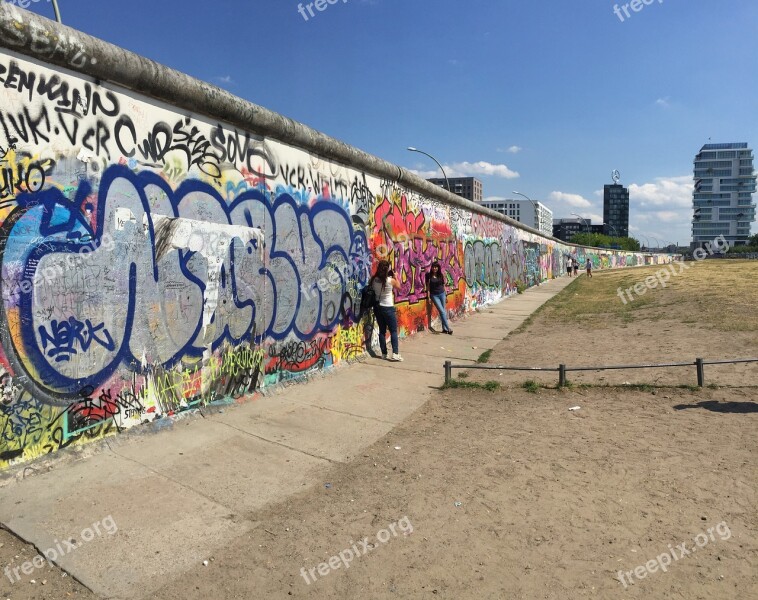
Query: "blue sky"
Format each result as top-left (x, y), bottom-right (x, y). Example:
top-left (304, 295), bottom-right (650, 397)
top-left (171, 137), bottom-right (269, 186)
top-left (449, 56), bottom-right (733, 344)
top-left (13, 0), bottom-right (758, 245)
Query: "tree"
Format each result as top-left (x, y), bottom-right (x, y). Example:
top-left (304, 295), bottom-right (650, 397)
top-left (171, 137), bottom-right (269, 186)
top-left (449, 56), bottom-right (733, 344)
top-left (569, 233), bottom-right (640, 251)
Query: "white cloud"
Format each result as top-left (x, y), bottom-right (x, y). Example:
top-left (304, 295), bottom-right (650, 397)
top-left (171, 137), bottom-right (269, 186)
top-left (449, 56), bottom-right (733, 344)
top-left (653, 211), bottom-right (680, 222)
top-left (409, 168), bottom-right (440, 179)
top-left (409, 160), bottom-right (519, 180)
top-left (629, 176), bottom-right (692, 208)
top-left (496, 145), bottom-right (522, 154)
top-left (548, 191), bottom-right (592, 208)
top-left (215, 75), bottom-right (235, 85)
top-left (656, 97), bottom-right (671, 108)
top-left (629, 175), bottom-right (695, 245)
top-left (449, 161), bottom-right (519, 179)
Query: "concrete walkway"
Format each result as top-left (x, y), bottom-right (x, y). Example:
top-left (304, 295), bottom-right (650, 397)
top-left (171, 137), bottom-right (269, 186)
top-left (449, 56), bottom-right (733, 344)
top-left (0, 276), bottom-right (576, 599)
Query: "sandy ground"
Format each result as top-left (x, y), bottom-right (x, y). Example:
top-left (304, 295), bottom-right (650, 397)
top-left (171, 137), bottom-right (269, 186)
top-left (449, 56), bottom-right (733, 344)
top-left (144, 386), bottom-right (756, 600)
top-left (1, 262), bottom-right (756, 600)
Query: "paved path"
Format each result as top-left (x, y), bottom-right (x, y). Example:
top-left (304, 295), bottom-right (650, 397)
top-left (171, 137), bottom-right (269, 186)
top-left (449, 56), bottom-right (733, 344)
top-left (0, 276), bottom-right (576, 599)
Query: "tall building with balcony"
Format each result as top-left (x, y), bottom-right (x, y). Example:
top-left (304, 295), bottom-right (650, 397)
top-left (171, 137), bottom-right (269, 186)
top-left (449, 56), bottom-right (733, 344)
top-left (479, 198), bottom-right (553, 236)
top-left (692, 143), bottom-right (756, 249)
top-left (427, 177), bottom-right (483, 203)
top-left (603, 183), bottom-right (629, 237)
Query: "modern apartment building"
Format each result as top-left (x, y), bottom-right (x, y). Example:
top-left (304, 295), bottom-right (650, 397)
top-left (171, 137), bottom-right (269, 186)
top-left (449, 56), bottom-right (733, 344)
top-left (479, 198), bottom-right (553, 236)
top-left (692, 143), bottom-right (756, 249)
top-left (603, 184), bottom-right (629, 238)
top-left (428, 177), bottom-right (483, 203)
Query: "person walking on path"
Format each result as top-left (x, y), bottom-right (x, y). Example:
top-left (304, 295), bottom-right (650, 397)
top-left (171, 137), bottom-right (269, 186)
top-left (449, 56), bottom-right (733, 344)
top-left (585, 257), bottom-right (593, 278)
top-left (572, 257), bottom-right (579, 277)
top-left (370, 260), bottom-right (403, 361)
top-left (566, 257), bottom-right (573, 277)
top-left (425, 261), bottom-right (453, 335)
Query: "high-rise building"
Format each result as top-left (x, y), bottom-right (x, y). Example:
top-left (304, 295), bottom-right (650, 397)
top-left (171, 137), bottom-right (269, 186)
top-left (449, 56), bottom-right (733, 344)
top-left (692, 143), bottom-right (756, 249)
top-left (479, 198), bottom-right (553, 236)
top-left (428, 177), bottom-right (483, 203)
top-left (603, 183), bottom-right (629, 237)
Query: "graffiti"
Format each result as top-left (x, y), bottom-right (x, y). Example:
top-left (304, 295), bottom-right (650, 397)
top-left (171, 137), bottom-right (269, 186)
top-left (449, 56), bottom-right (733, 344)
top-left (464, 240), bottom-right (502, 288)
top-left (371, 195), bottom-right (464, 303)
top-left (0, 165), bottom-right (368, 404)
top-left (38, 317), bottom-right (116, 363)
top-left (0, 44), bottom-right (681, 471)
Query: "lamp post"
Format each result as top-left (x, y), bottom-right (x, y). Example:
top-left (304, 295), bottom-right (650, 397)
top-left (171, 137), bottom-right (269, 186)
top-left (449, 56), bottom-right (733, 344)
top-left (639, 235), bottom-right (650, 251)
top-left (513, 191), bottom-right (539, 231)
top-left (571, 213), bottom-right (590, 234)
top-left (51, 0), bottom-right (62, 23)
top-left (407, 147), bottom-right (449, 193)
top-left (652, 236), bottom-right (664, 251)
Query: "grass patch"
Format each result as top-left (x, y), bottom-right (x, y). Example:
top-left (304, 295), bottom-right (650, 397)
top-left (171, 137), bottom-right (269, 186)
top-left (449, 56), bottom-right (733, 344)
top-left (522, 380), bottom-right (540, 393)
top-left (537, 262), bottom-right (758, 333)
top-left (622, 383), bottom-right (654, 392)
top-left (677, 384), bottom-right (701, 392)
top-left (457, 372), bottom-right (469, 379)
top-left (476, 349), bottom-right (492, 363)
top-left (442, 379), bottom-right (501, 392)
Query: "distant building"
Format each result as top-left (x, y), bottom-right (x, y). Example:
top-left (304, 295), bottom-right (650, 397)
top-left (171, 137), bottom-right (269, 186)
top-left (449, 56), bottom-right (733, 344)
top-left (603, 183), bottom-right (629, 237)
top-left (428, 177), bottom-right (483, 203)
top-left (553, 218), bottom-right (588, 242)
top-left (479, 198), bottom-right (553, 236)
top-left (692, 142), bottom-right (756, 249)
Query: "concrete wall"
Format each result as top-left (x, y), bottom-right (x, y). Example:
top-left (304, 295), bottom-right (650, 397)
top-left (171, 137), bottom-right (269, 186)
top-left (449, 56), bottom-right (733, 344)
top-left (0, 6), bottom-right (678, 470)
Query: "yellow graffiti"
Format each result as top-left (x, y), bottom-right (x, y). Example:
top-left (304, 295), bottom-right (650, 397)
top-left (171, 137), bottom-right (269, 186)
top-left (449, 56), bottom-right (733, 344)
top-left (330, 324), bottom-right (364, 363)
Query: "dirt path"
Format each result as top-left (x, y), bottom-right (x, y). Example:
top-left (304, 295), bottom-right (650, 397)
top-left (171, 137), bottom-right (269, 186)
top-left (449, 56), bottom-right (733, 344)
top-left (3, 261), bottom-right (756, 600)
top-left (146, 261), bottom-right (757, 600)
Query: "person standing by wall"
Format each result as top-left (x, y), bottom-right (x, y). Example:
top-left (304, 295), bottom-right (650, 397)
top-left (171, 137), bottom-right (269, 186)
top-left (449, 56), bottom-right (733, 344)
top-left (572, 257), bottom-right (579, 277)
top-left (371, 260), bottom-right (403, 361)
top-left (585, 257), bottom-right (593, 278)
top-left (425, 261), bottom-right (453, 335)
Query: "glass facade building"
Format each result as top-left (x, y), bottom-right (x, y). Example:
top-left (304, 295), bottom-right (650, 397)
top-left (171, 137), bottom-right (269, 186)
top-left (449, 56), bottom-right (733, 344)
top-left (603, 184), bottom-right (629, 238)
top-left (692, 143), bottom-right (756, 249)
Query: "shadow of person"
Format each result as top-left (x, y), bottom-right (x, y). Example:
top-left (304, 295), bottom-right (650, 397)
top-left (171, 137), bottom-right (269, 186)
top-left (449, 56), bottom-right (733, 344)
top-left (363, 314), bottom-right (377, 357)
top-left (673, 400), bottom-right (758, 414)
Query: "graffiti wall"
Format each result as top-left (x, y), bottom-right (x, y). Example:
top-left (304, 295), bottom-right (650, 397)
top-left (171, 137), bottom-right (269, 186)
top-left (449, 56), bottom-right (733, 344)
top-left (0, 37), bottom-right (676, 470)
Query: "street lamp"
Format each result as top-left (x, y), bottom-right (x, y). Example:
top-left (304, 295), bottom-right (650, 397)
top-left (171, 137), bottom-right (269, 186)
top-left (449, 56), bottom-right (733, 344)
top-left (407, 147), bottom-right (449, 193)
top-left (51, 0), bottom-right (62, 23)
top-left (571, 213), bottom-right (590, 234)
top-left (513, 191), bottom-right (539, 231)
top-left (639, 235), bottom-right (650, 250)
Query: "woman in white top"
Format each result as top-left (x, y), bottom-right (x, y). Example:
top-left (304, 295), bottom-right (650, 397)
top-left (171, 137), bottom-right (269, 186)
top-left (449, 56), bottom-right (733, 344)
top-left (370, 259), bottom-right (403, 361)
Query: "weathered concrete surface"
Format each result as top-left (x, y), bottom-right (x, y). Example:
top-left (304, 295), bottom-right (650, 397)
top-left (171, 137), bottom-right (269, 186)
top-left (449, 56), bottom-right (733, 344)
top-left (0, 276), bottom-right (576, 599)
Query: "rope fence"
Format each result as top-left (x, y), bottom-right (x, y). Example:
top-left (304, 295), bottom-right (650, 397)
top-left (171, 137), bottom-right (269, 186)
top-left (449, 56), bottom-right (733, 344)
top-left (443, 358), bottom-right (758, 388)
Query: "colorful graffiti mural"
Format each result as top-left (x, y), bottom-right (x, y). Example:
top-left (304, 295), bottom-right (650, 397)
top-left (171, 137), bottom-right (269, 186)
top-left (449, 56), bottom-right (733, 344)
top-left (0, 44), bottom-right (678, 470)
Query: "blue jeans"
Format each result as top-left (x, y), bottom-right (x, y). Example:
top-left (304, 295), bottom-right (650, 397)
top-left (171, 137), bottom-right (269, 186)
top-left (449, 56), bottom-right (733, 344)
top-left (431, 292), bottom-right (451, 332)
top-left (375, 305), bottom-right (399, 355)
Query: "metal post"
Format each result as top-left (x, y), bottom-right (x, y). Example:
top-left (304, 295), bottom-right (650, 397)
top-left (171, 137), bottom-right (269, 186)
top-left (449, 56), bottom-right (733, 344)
top-left (444, 360), bottom-right (452, 384)
top-left (51, 0), bottom-right (62, 23)
top-left (559, 364), bottom-right (566, 387)
top-left (408, 147), bottom-right (449, 193)
top-left (696, 358), bottom-right (705, 387)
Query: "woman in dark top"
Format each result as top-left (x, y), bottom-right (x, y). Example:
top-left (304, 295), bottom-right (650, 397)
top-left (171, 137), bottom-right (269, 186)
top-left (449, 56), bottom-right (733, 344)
top-left (425, 261), bottom-right (452, 334)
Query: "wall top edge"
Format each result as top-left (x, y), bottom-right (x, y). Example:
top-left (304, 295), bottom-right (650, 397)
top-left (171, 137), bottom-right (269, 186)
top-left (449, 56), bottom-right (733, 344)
top-left (0, 6), bottom-right (672, 256)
